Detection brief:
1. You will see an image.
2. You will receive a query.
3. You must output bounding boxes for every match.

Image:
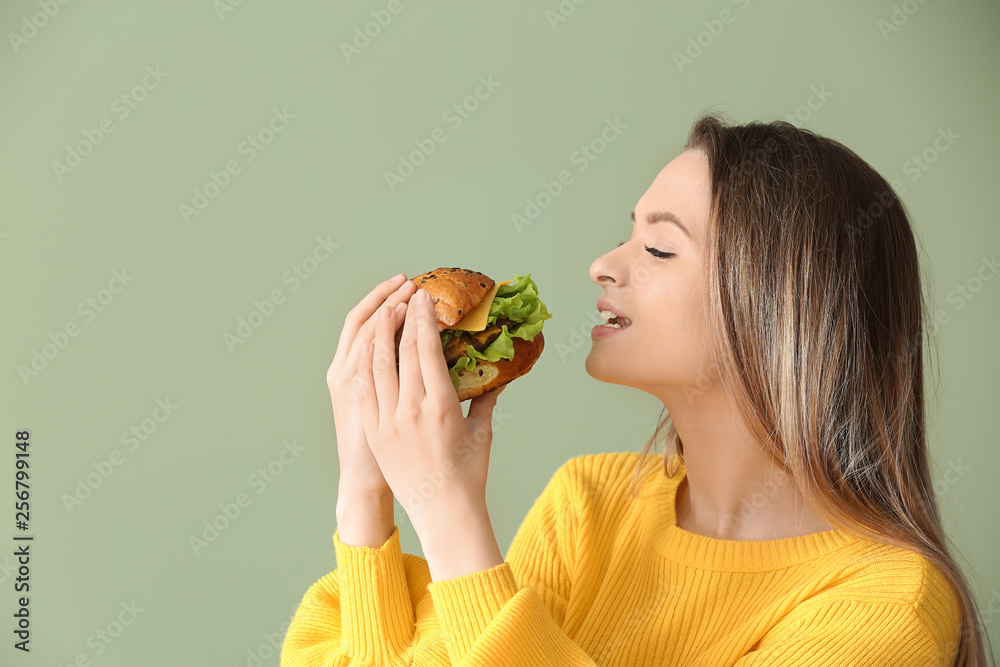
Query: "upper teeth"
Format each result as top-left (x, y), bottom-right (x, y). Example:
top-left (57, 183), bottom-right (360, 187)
top-left (600, 310), bottom-right (631, 327)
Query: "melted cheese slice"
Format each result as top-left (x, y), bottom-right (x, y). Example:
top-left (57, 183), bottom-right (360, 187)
top-left (450, 280), bottom-right (512, 332)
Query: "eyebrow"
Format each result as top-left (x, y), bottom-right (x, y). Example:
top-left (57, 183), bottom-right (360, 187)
top-left (631, 210), bottom-right (694, 241)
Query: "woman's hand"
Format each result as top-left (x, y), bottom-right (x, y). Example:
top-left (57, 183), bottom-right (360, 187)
top-left (327, 273), bottom-right (416, 497)
top-left (352, 286), bottom-right (506, 535)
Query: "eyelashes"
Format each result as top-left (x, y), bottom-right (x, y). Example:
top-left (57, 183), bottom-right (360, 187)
top-left (617, 240), bottom-right (675, 260)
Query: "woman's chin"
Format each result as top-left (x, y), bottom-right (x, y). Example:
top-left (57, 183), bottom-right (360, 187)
top-left (585, 352), bottom-right (628, 385)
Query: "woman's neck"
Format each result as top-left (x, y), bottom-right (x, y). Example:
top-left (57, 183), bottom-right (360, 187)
top-left (674, 458), bottom-right (835, 541)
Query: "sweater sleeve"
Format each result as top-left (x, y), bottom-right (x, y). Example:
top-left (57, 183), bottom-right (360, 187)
top-left (423, 459), bottom-right (599, 665)
top-left (731, 560), bottom-right (962, 667)
top-left (281, 460), bottom-right (599, 666)
top-left (281, 524), bottom-right (451, 666)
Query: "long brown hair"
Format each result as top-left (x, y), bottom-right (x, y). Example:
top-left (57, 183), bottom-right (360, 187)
top-left (628, 110), bottom-right (992, 666)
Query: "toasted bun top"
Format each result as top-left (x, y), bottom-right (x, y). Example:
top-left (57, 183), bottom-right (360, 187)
top-left (410, 267), bottom-right (495, 329)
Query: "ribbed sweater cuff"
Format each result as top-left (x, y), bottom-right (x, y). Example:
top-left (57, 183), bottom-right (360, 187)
top-left (426, 561), bottom-right (520, 662)
top-left (333, 525), bottom-right (415, 663)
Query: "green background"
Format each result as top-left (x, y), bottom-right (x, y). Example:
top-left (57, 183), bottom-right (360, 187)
top-left (1, 1), bottom-right (998, 664)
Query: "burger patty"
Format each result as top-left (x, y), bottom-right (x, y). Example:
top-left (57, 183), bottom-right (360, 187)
top-left (442, 317), bottom-right (519, 366)
top-left (394, 316), bottom-right (521, 368)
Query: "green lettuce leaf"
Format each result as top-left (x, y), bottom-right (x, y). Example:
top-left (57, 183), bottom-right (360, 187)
top-left (442, 273), bottom-right (552, 391)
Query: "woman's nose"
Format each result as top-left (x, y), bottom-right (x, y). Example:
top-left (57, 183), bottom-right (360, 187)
top-left (590, 250), bottom-right (618, 286)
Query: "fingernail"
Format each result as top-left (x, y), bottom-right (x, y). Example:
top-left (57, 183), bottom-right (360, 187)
top-left (390, 272), bottom-right (404, 282)
top-left (379, 305), bottom-right (392, 319)
top-left (417, 289), bottom-right (429, 303)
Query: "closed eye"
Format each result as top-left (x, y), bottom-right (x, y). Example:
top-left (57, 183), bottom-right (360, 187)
top-left (617, 241), bottom-right (675, 260)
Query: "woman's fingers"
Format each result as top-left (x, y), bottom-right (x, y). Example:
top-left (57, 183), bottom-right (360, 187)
top-left (334, 277), bottom-right (415, 379)
top-left (353, 297), bottom-right (407, 374)
top-left (332, 274), bottom-right (410, 367)
top-left (414, 288), bottom-right (457, 405)
top-left (397, 292), bottom-right (423, 405)
top-left (353, 340), bottom-right (379, 441)
top-left (371, 303), bottom-right (399, 422)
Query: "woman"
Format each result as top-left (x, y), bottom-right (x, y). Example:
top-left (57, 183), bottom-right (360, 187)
top-left (280, 112), bottom-right (991, 666)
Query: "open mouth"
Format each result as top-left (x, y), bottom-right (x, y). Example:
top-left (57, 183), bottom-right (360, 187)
top-left (599, 310), bottom-right (632, 328)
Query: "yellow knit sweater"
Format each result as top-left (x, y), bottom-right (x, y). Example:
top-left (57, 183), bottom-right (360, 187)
top-left (281, 452), bottom-right (961, 666)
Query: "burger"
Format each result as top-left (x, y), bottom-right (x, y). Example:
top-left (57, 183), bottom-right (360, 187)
top-left (394, 268), bottom-right (552, 401)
